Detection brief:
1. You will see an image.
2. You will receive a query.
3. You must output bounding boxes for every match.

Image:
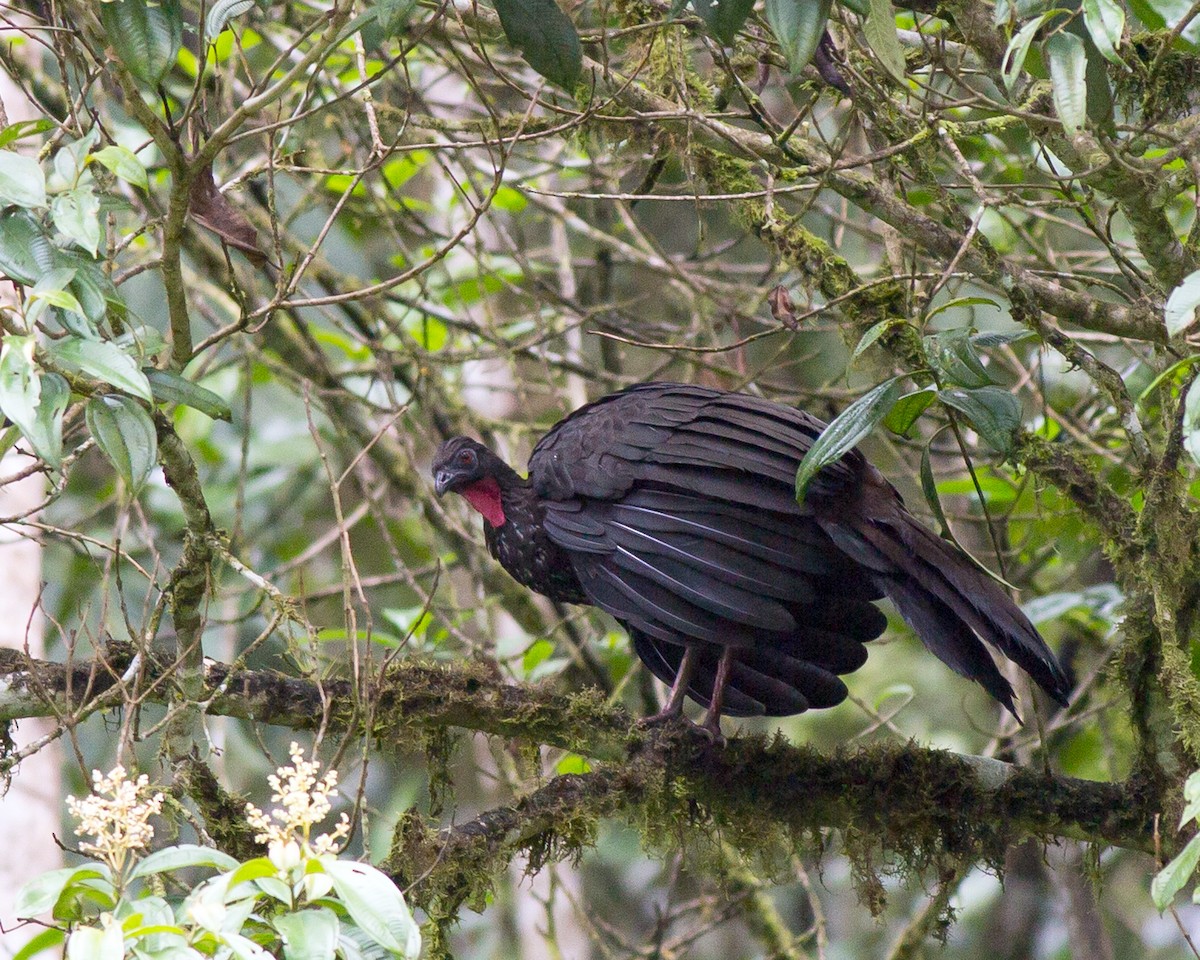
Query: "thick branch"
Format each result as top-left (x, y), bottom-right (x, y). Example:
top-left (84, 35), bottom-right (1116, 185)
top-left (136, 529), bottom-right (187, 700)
top-left (0, 650), bottom-right (1156, 856)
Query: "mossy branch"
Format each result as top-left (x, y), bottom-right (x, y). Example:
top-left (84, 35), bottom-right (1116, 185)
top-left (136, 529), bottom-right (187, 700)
top-left (0, 648), bottom-right (1157, 860)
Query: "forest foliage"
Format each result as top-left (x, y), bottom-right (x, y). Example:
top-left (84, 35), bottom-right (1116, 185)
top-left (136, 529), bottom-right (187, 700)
top-left (2, 0), bottom-right (1200, 956)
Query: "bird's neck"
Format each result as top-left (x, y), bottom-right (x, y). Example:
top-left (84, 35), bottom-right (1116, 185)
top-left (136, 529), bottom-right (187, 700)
top-left (463, 466), bottom-right (529, 528)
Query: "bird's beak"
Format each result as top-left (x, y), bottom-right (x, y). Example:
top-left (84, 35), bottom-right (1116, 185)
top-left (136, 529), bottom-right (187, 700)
top-left (433, 469), bottom-right (453, 497)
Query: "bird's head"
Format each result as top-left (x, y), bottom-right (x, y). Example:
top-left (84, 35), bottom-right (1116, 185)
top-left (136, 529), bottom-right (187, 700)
top-left (432, 436), bottom-right (493, 496)
top-left (431, 436), bottom-right (516, 527)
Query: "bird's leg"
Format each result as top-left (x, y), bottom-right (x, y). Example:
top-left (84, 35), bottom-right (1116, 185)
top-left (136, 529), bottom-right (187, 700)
top-left (700, 646), bottom-right (735, 744)
top-left (638, 644), bottom-right (699, 727)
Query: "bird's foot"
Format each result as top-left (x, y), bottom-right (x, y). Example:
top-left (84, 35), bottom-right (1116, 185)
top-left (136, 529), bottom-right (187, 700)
top-left (636, 708), bottom-right (686, 731)
top-left (636, 710), bottom-right (725, 747)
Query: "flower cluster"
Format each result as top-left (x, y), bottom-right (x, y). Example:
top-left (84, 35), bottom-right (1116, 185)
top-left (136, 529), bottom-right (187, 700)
top-left (245, 742), bottom-right (350, 862)
top-left (65, 765), bottom-right (164, 874)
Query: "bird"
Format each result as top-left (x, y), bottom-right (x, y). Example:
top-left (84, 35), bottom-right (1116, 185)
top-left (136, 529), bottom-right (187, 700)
top-left (431, 382), bottom-right (1071, 738)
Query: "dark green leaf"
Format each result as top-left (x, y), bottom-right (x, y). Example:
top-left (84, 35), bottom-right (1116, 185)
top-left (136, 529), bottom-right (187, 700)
top-left (0, 210), bottom-right (56, 284)
top-left (494, 0), bottom-right (582, 89)
top-left (796, 377), bottom-right (903, 501)
top-left (1045, 30), bottom-right (1088, 135)
top-left (919, 441), bottom-right (951, 536)
top-left (0, 119), bottom-right (55, 151)
top-left (692, 0), bottom-right (757, 44)
top-left (86, 395), bottom-right (157, 491)
top-left (99, 0), bottom-right (184, 86)
top-left (1003, 11), bottom-right (1056, 91)
top-left (838, 0), bottom-right (868, 15)
top-left (923, 328), bottom-right (994, 388)
top-left (374, 0), bottom-right (420, 37)
top-left (0, 151), bottom-right (47, 208)
top-left (145, 368), bottom-right (233, 421)
top-left (938, 386), bottom-right (1023, 455)
top-left (864, 0), bottom-right (905, 79)
top-left (51, 337), bottom-right (153, 401)
top-left (29, 373), bottom-right (68, 468)
top-left (765, 0), bottom-right (831, 73)
top-left (1127, 0), bottom-right (1164, 29)
top-left (883, 387), bottom-right (936, 436)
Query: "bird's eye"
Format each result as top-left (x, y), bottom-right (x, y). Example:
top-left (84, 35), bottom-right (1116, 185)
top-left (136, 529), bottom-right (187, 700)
top-left (457, 449), bottom-right (474, 465)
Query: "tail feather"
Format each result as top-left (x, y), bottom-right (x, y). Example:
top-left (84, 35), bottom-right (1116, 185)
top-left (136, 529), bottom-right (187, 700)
top-left (818, 508), bottom-right (1071, 713)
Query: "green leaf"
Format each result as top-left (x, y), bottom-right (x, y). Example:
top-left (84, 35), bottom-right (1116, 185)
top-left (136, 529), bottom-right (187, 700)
top-left (66, 922), bottom-right (124, 960)
top-left (11, 928), bottom-right (66, 960)
top-left (1003, 11), bottom-right (1058, 91)
top-left (226, 857), bottom-right (283, 893)
top-left (923, 328), bottom-right (994, 388)
top-left (50, 337), bottom-right (153, 401)
top-left (919, 441), bottom-right (951, 536)
top-left (1045, 30), bottom-right (1088, 135)
top-left (274, 908), bottom-right (339, 960)
top-left (0, 151), bottom-right (47, 208)
top-left (99, 0), bottom-right (184, 86)
top-left (323, 860), bottom-right (421, 959)
top-left (0, 209), bottom-right (56, 284)
top-left (938, 386), bottom-right (1023, 456)
top-left (0, 340), bottom-right (66, 466)
top-left (25, 267), bottom-right (82, 329)
top-left (14, 864), bottom-right (112, 917)
top-left (206, 0), bottom-right (256, 40)
top-left (971, 329), bottom-right (1035, 348)
top-left (1182, 376), bottom-right (1200, 468)
top-left (0, 119), bottom-right (55, 151)
top-left (373, 0), bottom-right (420, 37)
top-left (91, 145), bottom-right (149, 191)
top-left (1127, 0), bottom-right (1165, 28)
top-left (555, 753), bottom-right (592, 774)
top-left (130, 844), bottom-right (240, 880)
top-left (795, 377), bottom-right (903, 501)
top-left (924, 296), bottom-right (1002, 323)
top-left (523, 638), bottom-right (555, 673)
top-left (1152, 831), bottom-right (1200, 911)
top-left (864, 0), bottom-right (905, 80)
top-left (883, 387), bottom-right (936, 437)
top-left (86, 395), bottom-right (158, 491)
top-left (851, 317), bottom-right (905, 362)
top-left (29, 373), bottom-right (68, 467)
top-left (51, 186), bottom-right (102, 255)
top-left (494, 0), bottom-right (582, 89)
top-left (692, 0), bottom-right (757, 44)
top-left (1166, 269), bottom-right (1200, 336)
top-left (1082, 0), bottom-right (1124, 64)
top-left (145, 369), bottom-right (233, 420)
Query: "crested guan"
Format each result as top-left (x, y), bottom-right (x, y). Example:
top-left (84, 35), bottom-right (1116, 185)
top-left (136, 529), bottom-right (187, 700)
top-left (432, 382), bottom-right (1070, 736)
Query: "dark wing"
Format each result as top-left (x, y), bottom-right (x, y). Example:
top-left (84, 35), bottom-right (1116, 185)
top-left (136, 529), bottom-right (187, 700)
top-left (530, 382), bottom-right (1070, 715)
top-left (530, 384), bottom-right (887, 716)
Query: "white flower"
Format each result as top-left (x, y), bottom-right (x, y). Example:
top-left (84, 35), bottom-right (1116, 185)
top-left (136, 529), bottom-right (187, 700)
top-left (245, 744), bottom-right (351, 886)
top-left (66, 765), bottom-right (164, 874)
